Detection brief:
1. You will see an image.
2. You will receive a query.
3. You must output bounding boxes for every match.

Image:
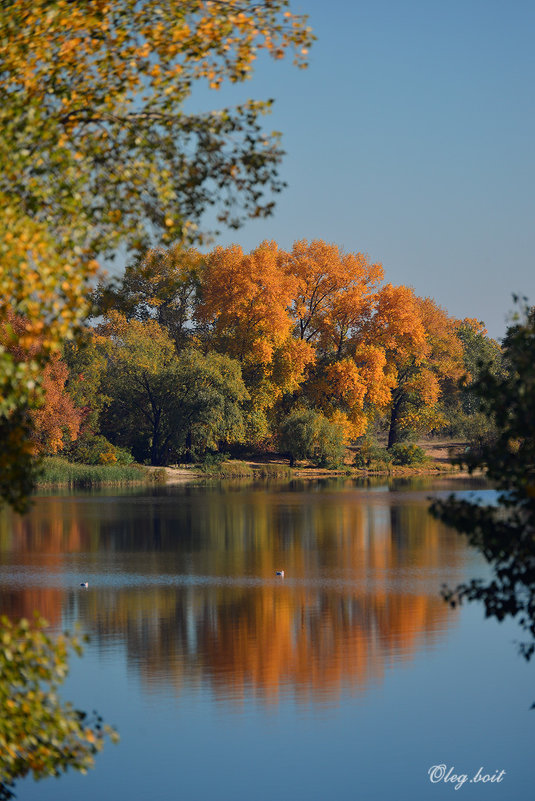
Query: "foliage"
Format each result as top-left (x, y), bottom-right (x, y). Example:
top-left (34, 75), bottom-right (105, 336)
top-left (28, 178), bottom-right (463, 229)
top-left (279, 409), bottom-right (345, 468)
top-left (0, 209), bottom-right (98, 511)
top-left (390, 442), bottom-right (428, 466)
top-left (438, 318), bottom-right (505, 443)
top-left (63, 335), bottom-right (109, 434)
top-left (66, 434), bottom-right (134, 466)
top-left (0, 0), bottom-right (313, 510)
top-left (12, 235), bottom-right (497, 480)
top-left (92, 245), bottom-right (203, 350)
top-left (30, 356), bottom-right (83, 456)
top-left (314, 415), bottom-right (346, 468)
top-left (284, 238), bottom-right (383, 353)
top-left (0, 410), bottom-right (41, 513)
top-left (358, 287), bottom-right (465, 447)
top-left (0, 616), bottom-right (117, 800)
top-left (1, 0), bottom-right (313, 253)
top-left (196, 241), bottom-right (314, 438)
top-left (430, 304), bottom-right (535, 661)
top-left (353, 439), bottom-right (392, 470)
top-left (200, 451), bottom-right (230, 471)
top-left (98, 313), bottom-right (248, 464)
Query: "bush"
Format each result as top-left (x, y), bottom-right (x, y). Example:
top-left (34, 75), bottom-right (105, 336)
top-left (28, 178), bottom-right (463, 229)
top-left (67, 434), bottom-right (134, 466)
top-left (354, 440), bottom-right (392, 470)
top-left (279, 409), bottom-right (345, 468)
top-left (390, 442), bottom-right (428, 466)
top-left (200, 451), bottom-right (229, 471)
top-left (314, 416), bottom-right (346, 468)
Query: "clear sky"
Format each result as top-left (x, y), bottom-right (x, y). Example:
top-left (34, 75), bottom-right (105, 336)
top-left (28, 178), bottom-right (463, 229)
top-left (196, 0), bottom-right (535, 340)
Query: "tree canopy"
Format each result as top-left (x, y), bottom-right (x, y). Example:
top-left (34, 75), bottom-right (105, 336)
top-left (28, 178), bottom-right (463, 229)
top-left (1, 0), bottom-right (313, 253)
top-left (96, 312), bottom-right (248, 464)
top-left (40, 238), bottom-right (500, 469)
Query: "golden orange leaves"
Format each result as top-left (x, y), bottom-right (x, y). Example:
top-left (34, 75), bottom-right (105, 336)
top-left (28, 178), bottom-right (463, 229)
top-left (191, 239), bottom-right (466, 446)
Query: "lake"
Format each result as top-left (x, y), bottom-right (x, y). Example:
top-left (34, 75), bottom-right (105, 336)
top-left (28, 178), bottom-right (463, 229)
top-left (0, 477), bottom-right (532, 800)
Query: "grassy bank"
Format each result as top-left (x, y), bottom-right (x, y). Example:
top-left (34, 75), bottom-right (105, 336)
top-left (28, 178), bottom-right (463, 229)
top-left (37, 457), bottom-right (163, 488)
top-left (200, 461), bottom-right (294, 480)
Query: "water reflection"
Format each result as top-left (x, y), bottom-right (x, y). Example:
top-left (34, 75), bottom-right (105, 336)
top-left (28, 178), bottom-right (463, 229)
top-left (0, 482), bottom-right (466, 705)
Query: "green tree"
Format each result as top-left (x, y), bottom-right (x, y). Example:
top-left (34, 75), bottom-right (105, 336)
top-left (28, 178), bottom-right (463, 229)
top-left (98, 313), bottom-right (248, 464)
top-left (0, 616), bottom-right (117, 800)
top-left (430, 304), bottom-right (535, 661)
top-left (442, 318), bottom-right (505, 444)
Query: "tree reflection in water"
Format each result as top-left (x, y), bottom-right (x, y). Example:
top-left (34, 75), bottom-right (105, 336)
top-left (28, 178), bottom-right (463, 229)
top-left (0, 482), bottom-right (465, 705)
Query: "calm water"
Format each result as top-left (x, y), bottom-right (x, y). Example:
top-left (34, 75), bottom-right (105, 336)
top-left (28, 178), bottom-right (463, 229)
top-left (0, 477), bottom-right (532, 800)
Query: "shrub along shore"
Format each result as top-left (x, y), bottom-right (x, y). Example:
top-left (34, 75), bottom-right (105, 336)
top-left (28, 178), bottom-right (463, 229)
top-left (35, 440), bottom-right (463, 490)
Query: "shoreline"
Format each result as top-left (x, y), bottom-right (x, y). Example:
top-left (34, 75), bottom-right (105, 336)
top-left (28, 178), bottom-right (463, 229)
top-left (35, 440), bottom-right (477, 489)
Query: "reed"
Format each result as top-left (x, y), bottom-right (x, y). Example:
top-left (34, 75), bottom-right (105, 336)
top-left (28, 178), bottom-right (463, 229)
top-left (252, 463), bottom-right (293, 479)
top-left (37, 457), bottom-right (152, 488)
top-left (203, 460), bottom-right (254, 479)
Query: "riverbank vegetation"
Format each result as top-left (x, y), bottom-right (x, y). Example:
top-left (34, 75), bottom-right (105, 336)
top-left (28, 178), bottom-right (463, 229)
top-left (37, 457), bottom-right (156, 489)
top-left (431, 304), bottom-right (535, 664)
top-left (21, 239), bottom-right (505, 479)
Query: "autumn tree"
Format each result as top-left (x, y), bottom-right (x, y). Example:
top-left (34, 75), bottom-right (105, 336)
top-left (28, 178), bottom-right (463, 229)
top-left (30, 357), bottom-right (83, 456)
top-left (0, 0), bottom-right (313, 508)
top-left (0, 213), bottom-right (98, 510)
top-left (197, 241), bottom-right (314, 441)
top-left (1, 1), bottom-right (313, 253)
top-left (283, 239), bottom-right (383, 356)
top-left (270, 240), bottom-right (386, 440)
top-left (359, 285), bottom-right (464, 447)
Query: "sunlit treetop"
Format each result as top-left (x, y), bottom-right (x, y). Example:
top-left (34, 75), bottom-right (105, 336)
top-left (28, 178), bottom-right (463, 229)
top-left (0, 0), bottom-right (314, 254)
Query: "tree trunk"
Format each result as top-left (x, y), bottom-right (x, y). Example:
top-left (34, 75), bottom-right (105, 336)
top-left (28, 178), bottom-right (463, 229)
top-left (185, 428), bottom-right (193, 462)
top-left (388, 394), bottom-right (402, 449)
top-left (150, 409), bottom-right (162, 465)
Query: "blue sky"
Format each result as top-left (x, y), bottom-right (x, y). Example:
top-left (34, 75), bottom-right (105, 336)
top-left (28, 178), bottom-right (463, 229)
top-left (196, 0), bottom-right (534, 339)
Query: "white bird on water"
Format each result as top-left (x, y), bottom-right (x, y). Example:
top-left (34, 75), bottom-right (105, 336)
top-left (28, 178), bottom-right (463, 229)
top-left (275, 570), bottom-right (285, 578)
top-left (80, 582), bottom-right (88, 588)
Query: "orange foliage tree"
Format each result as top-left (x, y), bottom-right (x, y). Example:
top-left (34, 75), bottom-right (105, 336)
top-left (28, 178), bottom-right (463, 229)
top-left (197, 241), bottom-right (314, 441)
top-left (283, 239), bottom-right (383, 355)
top-left (278, 240), bottom-right (384, 440)
top-left (31, 357), bottom-right (83, 456)
top-left (358, 285), bottom-right (464, 447)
